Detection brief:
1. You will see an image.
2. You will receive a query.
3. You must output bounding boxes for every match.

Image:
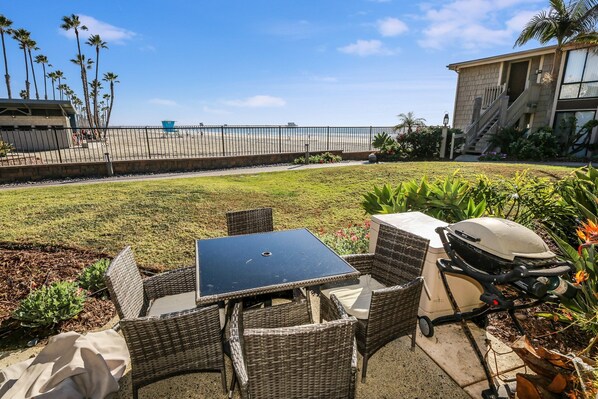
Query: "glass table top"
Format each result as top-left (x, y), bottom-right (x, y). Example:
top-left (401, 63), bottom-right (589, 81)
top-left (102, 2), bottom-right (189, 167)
top-left (196, 228), bottom-right (358, 301)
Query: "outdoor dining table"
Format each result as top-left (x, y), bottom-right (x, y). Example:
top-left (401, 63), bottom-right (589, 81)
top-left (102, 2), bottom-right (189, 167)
top-left (195, 228), bottom-right (360, 306)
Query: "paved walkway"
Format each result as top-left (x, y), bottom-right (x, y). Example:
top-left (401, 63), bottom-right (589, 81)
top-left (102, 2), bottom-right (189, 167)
top-left (0, 160), bottom-right (370, 191)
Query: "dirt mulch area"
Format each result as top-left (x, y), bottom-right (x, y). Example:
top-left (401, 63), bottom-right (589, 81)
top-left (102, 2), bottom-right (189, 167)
top-left (1, 242), bottom-right (595, 358)
top-left (0, 242), bottom-right (116, 350)
top-left (487, 301), bottom-right (596, 357)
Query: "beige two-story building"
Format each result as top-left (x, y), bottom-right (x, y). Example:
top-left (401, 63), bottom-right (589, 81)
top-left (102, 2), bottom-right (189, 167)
top-left (448, 45), bottom-right (598, 155)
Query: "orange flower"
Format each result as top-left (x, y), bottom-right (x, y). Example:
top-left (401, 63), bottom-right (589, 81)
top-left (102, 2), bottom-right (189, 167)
top-left (579, 220), bottom-right (598, 242)
top-left (574, 270), bottom-right (589, 285)
top-left (576, 228), bottom-right (587, 242)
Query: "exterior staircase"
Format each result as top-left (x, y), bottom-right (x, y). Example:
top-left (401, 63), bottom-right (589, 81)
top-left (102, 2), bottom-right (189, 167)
top-left (461, 84), bottom-right (540, 155)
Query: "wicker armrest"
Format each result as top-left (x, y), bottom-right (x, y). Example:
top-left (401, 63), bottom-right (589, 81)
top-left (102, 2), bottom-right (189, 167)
top-left (332, 293), bottom-right (358, 394)
top-left (143, 266), bottom-right (195, 300)
top-left (229, 303), bottom-right (249, 394)
top-left (341, 253), bottom-right (374, 275)
top-left (119, 304), bottom-right (224, 387)
top-left (329, 294), bottom-right (350, 320)
top-left (368, 277), bottom-right (424, 330)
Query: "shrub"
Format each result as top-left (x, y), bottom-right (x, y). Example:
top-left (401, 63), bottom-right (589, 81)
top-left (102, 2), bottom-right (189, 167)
top-left (317, 221), bottom-right (370, 255)
top-left (489, 126), bottom-right (526, 152)
top-left (13, 281), bottom-right (86, 328)
top-left (0, 140), bottom-right (13, 157)
top-left (78, 258), bottom-right (110, 294)
top-left (362, 172), bottom-right (486, 223)
top-left (292, 152), bottom-right (342, 165)
top-left (509, 127), bottom-right (559, 161)
top-left (396, 127), bottom-right (442, 158)
top-left (470, 171), bottom-right (574, 236)
top-left (372, 131), bottom-right (394, 150)
top-left (549, 221), bottom-right (598, 353)
top-left (558, 164), bottom-right (598, 223)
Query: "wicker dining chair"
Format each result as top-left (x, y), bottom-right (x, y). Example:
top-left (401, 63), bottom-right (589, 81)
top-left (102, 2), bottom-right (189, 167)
top-left (320, 223), bottom-right (429, 383)
top-left (226, 207), bottom-right (274, 236)
top-left (104, 246), bottom-right (227, 399)
top-left (229, 295), bottom-right (358, 399)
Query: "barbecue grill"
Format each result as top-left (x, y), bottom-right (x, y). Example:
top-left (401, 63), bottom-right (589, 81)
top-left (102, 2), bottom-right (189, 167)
top-left (418, 217), bottom-right (577, 399)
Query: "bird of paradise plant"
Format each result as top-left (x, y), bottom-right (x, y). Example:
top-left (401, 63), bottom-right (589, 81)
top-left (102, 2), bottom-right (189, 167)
top-left (551, 219), bottom-right (598, 355)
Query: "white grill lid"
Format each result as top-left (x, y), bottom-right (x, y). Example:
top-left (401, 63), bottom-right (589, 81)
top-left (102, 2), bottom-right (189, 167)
top-left (447, 217), bottom-right (555, 261)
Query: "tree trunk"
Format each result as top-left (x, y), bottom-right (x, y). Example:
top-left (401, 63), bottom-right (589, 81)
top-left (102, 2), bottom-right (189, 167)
top-left (28, 49), bottom-right (39, 100)
top-left (545, 48), bottom-right (564, 126)
top-left (51, 78), bottom-right (55, 100)
top-left (42, 63), bottom-right (47, 100)
top-left (93, 48), bottom-right (100, 128)
top-left (75, 30), bottom-right (94, 131)
top-left (104, 83), bottom-right (115, 140)
top-left (22, 48), bottom-right (29, 99)
top-left (1, 31), bottom-right (11, 99)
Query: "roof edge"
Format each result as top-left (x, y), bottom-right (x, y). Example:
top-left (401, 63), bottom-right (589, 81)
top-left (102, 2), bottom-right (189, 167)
top-left (447, 45), bottom-right (559, 71)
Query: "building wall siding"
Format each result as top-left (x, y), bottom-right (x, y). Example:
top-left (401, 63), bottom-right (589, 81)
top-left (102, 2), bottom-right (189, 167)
top-left (0, 115), bottom-right (71, 128)
top-left (453, 63), bottom-right (502, 131)
top-left (452, 52), bottom-right (557, 132)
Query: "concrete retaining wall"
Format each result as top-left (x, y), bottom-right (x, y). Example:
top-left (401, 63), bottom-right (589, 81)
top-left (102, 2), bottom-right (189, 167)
top-left (0, 150), bottom-right (369, 183)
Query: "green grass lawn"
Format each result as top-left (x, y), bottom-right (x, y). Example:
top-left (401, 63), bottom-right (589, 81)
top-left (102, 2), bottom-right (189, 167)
top-left (0, 162), bottom-right (577, 270)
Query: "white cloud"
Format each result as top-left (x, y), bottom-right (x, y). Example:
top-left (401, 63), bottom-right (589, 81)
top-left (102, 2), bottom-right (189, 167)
top-left (224, 95), bottom-right (286, 108)
top-left (149, 98), bottom-right (177, 106)
top-left (338, 39), bottom-right (393, 56)
top-left (377, 17), bottom-right (408, 37)
top-left (417, 0), bottom-right (544, 50)
top-left (60, 15), bottom-right (136, 44)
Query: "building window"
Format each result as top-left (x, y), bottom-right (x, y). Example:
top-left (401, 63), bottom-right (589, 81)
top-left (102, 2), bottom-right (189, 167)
top-left (553, 110), bottom-right (597, 156)
top-left (559, 49), bottom-right (598, 99)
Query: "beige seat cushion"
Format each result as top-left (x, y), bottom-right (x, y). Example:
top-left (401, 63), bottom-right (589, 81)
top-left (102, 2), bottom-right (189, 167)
top-left (147, 291), bottom-right (225, 328)
top-left (321, 275), bottom-right (386, 319)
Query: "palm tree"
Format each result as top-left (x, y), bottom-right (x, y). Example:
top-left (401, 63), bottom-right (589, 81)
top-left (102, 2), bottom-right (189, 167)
top-left (25, 37), bottom-right (40, 100)
top-left (86, 34), bottom-right (107, 128)
top-left (61, 14), bottom-right (93, 128)
top-left (515, 0), bottom-right (598, 123)
top-left (11, 28), bottom-right (30, 99)
top-left (47, 71), bottom-right (57, 99)
top-left (34, 54), bottom-right (49, 100)
top-left (102, 72), bottom-right (119, 136)
top-left (0, 15), bottom-right (13, 98)
top-left (54, 70), bottom-right (65, 100)
top-left (394, 112), bottom-right (426, 134)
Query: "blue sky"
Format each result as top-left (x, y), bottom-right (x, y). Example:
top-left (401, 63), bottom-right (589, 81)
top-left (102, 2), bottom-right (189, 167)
top-left (2, 0), bottom-right (548, 126)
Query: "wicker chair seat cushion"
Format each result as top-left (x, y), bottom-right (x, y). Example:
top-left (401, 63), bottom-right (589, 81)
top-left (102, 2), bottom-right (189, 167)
top-left (147, 291), bottom-right (225, 327)
top-left (321, 275), bottom-right (385, 319)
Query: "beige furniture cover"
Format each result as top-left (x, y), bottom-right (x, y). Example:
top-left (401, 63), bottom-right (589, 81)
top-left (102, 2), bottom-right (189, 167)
top-left (0, 329), bottom-right (129, 399)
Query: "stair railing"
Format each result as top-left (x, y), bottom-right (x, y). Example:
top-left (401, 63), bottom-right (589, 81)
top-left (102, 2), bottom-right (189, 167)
top-left (464, 89), bottom-right (506, 147)
top-left (504, 84), bottom-right (540, 128)
top-left (482, 84), bottom-right (506, 109)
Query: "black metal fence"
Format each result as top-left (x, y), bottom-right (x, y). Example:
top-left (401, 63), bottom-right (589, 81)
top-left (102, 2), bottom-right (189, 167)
top-left (0, 125), bottom-right (394, 166)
